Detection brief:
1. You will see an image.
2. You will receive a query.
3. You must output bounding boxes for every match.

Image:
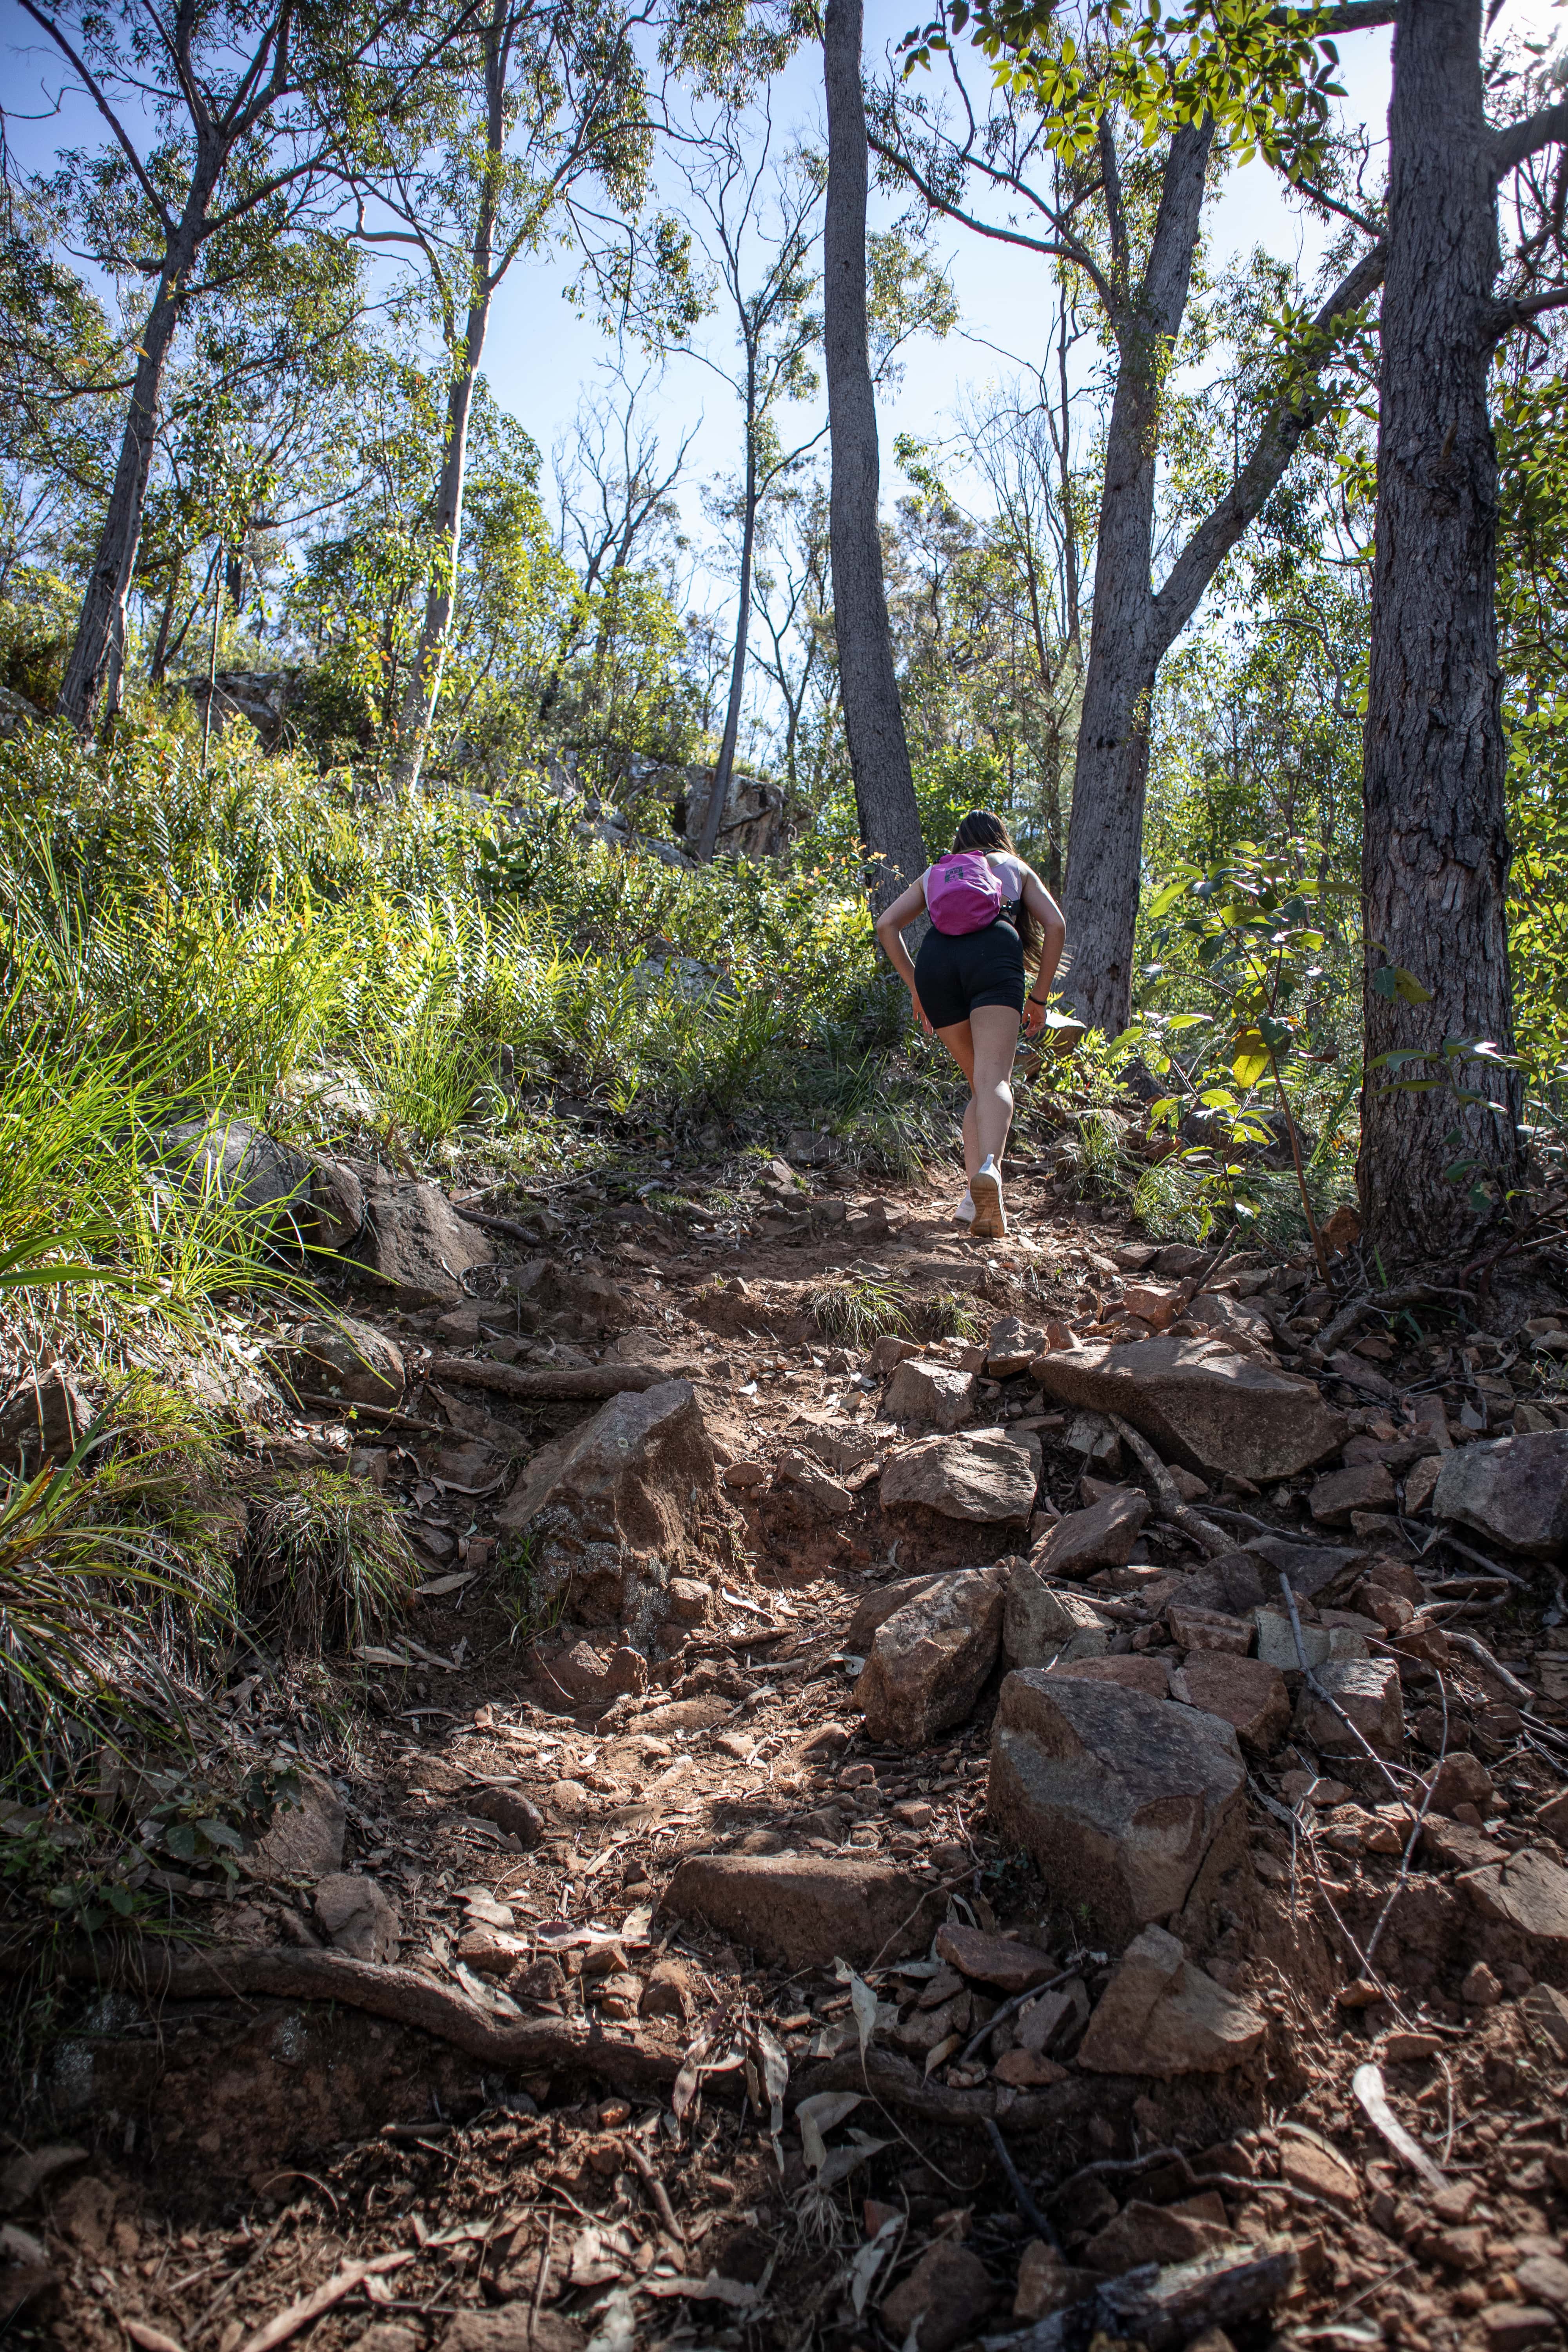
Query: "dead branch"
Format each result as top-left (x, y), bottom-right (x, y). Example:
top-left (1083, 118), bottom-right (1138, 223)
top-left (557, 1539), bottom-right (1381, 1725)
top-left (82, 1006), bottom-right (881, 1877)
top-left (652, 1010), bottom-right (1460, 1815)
top-left (791, 2045), bottom-right (1077, 2128)
top-left (1111, 1416), bottom-right (1232, 1556)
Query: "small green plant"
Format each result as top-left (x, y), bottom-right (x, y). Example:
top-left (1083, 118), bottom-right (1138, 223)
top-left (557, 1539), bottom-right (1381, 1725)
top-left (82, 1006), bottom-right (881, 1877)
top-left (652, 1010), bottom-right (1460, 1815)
top-left (239, 1471), bottom-right (417, 1654)
top-left (494, 1532), bottom-right (568, 1648)
top-left (805, 1273), bottom-right (911, 1349)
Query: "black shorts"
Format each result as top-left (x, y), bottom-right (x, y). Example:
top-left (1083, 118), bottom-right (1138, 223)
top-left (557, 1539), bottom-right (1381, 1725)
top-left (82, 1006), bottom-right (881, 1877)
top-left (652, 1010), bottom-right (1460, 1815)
top-left (914, 917), bottom-right (1026, 1031)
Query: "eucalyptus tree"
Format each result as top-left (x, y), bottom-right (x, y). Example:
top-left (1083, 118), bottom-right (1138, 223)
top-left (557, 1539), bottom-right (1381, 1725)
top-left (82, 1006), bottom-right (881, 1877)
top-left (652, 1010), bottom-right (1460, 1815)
top-left (13, 0), bottom-right (460, 733)
top-left (346, 0), bottom-right (668, 791)
top-left (874, 0), bottom-right (1393, 1029)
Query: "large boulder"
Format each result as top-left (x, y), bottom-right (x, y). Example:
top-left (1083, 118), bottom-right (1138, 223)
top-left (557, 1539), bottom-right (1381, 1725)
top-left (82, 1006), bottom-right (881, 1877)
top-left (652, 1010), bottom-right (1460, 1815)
top-left (353, 1173), bottom-right (495, 1307)
top-left (278, 1313), bottom-right (406, 1410)
top-left (1029, 1337), bottom-right (1347, 1483)
top-left (1003, 1563), bottom-right (1111, 1669)
top-left (494, 1379), bottom-right (720, 1637)
top-left (855, 1567), bottom-right (1005, 1746)
top-left (880, 1430), bottom-right (1039, 1524)
top-left (1076, 1925), bottom-right (1266, 2076)
top-left (661, 1853), bottom-right (944, 1967)
top-left (1432, 1431), bottom-right (1568, 1557)
top-left (884, 1359), bottom-right (976, 1431)
top-left (987, 1672), bottom-right (1248, 1944)
top-left (1032, 1489), bottom-right (1150, 1575)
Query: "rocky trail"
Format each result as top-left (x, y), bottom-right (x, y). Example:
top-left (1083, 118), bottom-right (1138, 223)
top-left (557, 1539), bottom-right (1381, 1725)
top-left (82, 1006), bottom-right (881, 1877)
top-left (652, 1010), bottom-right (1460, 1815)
top-left (7, 1136), bottom-right (1568, 2352)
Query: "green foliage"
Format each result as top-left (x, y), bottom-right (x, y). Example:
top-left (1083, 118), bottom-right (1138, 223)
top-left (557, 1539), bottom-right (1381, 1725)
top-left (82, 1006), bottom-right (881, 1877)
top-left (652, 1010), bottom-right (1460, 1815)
top-left (239, 1471), bottom-right (419, 1656)
top-left (804, 1272), bottom-right (982, 1346)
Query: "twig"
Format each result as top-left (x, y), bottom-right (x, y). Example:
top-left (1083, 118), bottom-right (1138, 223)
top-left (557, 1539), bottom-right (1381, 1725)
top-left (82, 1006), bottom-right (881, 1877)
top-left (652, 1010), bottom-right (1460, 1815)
top-left (1111, 1417), bottom-right (1232, 1557)
top-left (1308, 1282), bottom-right (1473, 1367)
top-left (957, 1965), bottom-right (1083, 2068)
top-left (531, 2210), bottom-right (554, 2341)
top-left (1279, 1574), bottom-right (1411, 1812)
top-left (450, 1203), bottom-right (542, 1246)
top-left (235, 2252), bottom-right (414, 2352)
top-left (622, 2139), bottom-right (684, 2241)
top-left (1432, 1532), bottom-right (1531, 1589)
top-left (985, 2117), bottom-right (1058, 2247)
top-left (1040, 2143), bottom-right (1334, 2216)
top-left (1443, 1630), bottom-right (1536, 1706)
top-left (1193, 1501), bottom-right (1283, 1538)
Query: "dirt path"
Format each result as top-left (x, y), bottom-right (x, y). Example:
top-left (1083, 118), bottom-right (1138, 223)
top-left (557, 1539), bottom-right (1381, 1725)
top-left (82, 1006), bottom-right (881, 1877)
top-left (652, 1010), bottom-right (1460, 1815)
top-left (9, 1148), bottom-right (1568, 2352)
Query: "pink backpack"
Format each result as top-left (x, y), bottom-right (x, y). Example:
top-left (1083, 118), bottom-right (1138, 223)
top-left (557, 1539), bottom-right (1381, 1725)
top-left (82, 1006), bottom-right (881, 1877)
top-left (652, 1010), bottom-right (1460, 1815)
top-left (926, 851), bottom-right (1005, 935)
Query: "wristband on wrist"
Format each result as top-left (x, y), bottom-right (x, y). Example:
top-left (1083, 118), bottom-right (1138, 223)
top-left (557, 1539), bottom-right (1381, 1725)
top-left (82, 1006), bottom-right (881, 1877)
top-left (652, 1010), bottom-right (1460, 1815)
top-left (1027, 993), bottom-right (1047, 1006)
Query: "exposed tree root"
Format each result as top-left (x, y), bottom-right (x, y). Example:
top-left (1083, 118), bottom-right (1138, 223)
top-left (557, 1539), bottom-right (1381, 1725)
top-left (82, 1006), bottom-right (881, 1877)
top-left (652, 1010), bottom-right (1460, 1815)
top-left (791, 2046), bottom-right (1085, 2129)
top-left (0, 1939), bottom-right (686, 2095)
top-left (424, 1357), bottom-right (699, 1400)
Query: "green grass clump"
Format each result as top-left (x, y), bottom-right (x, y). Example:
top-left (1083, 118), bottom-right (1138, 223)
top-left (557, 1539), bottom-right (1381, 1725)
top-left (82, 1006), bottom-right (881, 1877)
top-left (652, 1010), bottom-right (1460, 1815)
top-left (806, 1274), bottom-right (984, 1350)
top-left (239, 1471), bottom-right (419, 1655)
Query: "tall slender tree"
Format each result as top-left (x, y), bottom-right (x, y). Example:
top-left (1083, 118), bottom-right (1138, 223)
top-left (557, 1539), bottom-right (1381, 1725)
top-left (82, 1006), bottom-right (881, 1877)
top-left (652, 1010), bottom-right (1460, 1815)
top-left (15, 0), bottom-right (450, 733)
top-left (823, 0), bottom-right (927, 914)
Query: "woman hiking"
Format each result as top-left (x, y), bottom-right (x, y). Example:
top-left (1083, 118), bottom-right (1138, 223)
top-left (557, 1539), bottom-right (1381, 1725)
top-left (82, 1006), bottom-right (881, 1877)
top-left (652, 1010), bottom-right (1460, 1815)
top-left (875, 811), bottom-right (1066, 1239)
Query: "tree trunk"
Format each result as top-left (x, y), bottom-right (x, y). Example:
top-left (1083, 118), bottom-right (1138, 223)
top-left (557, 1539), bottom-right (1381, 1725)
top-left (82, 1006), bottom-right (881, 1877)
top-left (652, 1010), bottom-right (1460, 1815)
top-left (1058, 122), bottom-right (1212, 1031)
top-left (392, 24), bottom-right (503, 796)
top-left (1357, 0), bottom-right (1522, 1258)
top-left (695, 443), bottom-right (757, 860)
top-left (56, 243), bottom-right (192, 732)
top-left (823, 0), bottom-right (926, 916)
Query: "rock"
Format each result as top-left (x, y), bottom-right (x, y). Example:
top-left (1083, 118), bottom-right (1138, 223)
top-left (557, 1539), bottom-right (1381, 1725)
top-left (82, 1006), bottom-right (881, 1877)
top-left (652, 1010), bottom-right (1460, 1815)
top-left (855, 1568), bottom-right (1005, 1747)
top-left (1431, 1430), bottom-right (1568, 1555)
top-left (1013, 2243), bottom-right (1106, 2322)
top-left (1049, 1655), bottom-right (1172, 1700)
top-left (884, 1358), bottom-right (977, 1431)
top-left (1167, 1602), bottom-right (1253, 1655)
top-left (0, 1367), bottom-right (94, 1471)
top-left (774, 1449), bottom-right (853, 1517)
top-left (880, 2242), bottom-right (995, 2352)
top-left (934, 1922), bottom-right (1057, 1993)
top-left (1483, 2311), bottom-right (1561, 2352)
top-left (1033, 1490), bottom-right (1151, 1575)
top-left (1425, 1751), bottom-right (1493, 1816)
top-left (1458, 1847), bottom-right (1568, 1951)
top-left (245, 1767), bottom-right (345, 1881)
top-left (1421, 1816), bottom-right (1505, 1870)
top-left (722, 1459), bottom-right (768, 1490)
top-left (280, 1314), bottom-right (406, 1410)
top-left (1183, 1290), bottom-right (1272, 1349)
top-left (1292, 1658), bottom-right (1405, 1756)
top-left (495, 1380), bottom-right (719, 1638)
top-left (993, 2048), bottom-right (1068, 2086)
top-left (1076, 1926), bottom-right (1265, 2075)
top-left (880, 1430), bottom-right (1039, 1524)
top-left (666, 1576), bottom-right (713, 1624)
top-left (1123, 1281), bottom-right (1185, 1331)
top-left (641, 1957), bottom-right (699, 2022)
top-left (0, 2146), bottom-right (87, 2214)
top-left (1083, 2201), bottom-right (1235, 2274)
top-left (987, 1673), bottom-right (1247, 1944)
top-left (1254, 1609), bottom-right (1367, 1671)
top-left (987, 1317), bottom-right (1047, 1377)
top-left (1310, 1462), bottom-right (1397, 1524)
top-left (1535, 1788), bottom-right (1568, 1842)
top-left (1243, 1535), bottom-right (1368, 1602)
top-left (158, 1115), bottom-right (314, 1229)
top-left (441, 2313), bottom-right (585, 2352)
top-left (465, 1788), bottom-right (545, 1847)
top-left (661, 1854), bottom-right (943, 1967)
top-left (1063, 1412), bottom-right (1123, 1472)
top-left (1003, 1565), bottom-right (1111, 1669)
top-left (1029, 1336), bottom-right (1347, 1482)
top-left (315, 1871), bottom-right (399, 1963)
top-left (867, 1334), bottom-right (924, 1376)
top-left (1404, 1455), bottom-right (1443, 1515)
top-left (1181, 1553), bottom-right (1268, 1617)
top-left (1461, 1959), bottom-right (1502, 2006)
top-left (1521, 1983), bottom-right (1568, 2056)
top-left (847, 1574), bottom-right (946, 1652)
top-left (1170, 1654), bottom-right (1291, 1754)
top-left (353, 1172), bottom-right (494, 1307)
top-left (1279, 2138), bottom-right (1361, 2209)
top-left (794, 1422), bottom-right (877, 1476)
top-left (1092, 2244), bottom-right (1299, 2352)
top-left (456, 1924), bottom-right (530, 1975)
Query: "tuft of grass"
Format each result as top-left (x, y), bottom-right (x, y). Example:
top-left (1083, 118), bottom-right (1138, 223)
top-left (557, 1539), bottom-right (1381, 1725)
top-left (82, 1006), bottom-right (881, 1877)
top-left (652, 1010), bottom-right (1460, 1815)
top-left (238, 1472), bottom-right (418, 1655)
top-left (806, 1274), bottom-right (984, 1350)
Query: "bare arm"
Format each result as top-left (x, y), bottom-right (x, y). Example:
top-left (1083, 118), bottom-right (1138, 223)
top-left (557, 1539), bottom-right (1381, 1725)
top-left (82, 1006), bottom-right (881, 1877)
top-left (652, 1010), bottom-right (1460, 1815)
top-left (1022, 872), bottom-right (1066, 1037)
top-left (874, 878), bottom-right (933, 1034)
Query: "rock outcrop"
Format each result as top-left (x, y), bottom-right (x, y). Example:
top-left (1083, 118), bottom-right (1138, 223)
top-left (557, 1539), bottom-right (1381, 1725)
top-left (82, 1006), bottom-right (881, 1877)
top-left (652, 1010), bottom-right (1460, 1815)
top-left (1076, 1925), bottom-right (1265, 2076)
top-left (855, 1567), bottom-right (1006, 1746)
top-left (880, 1430), bottom-right (1039, 1524)
top-left (1029, 1337), bottom-right (1347, 1482)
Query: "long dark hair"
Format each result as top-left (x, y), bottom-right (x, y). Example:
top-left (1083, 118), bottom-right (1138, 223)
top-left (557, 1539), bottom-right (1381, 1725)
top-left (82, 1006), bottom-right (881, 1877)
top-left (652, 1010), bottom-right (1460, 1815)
top-left (952, 809), bottom-right (1044, 969)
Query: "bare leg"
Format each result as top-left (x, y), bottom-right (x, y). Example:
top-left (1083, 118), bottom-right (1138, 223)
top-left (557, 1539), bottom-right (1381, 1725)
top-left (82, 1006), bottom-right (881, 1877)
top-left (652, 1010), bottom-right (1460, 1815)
top-left (936, 1005), bottom-right (1020, 1232)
